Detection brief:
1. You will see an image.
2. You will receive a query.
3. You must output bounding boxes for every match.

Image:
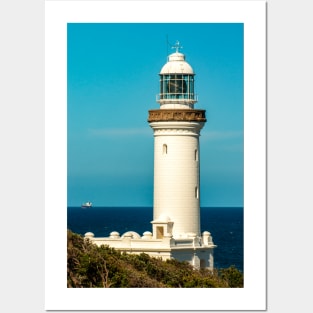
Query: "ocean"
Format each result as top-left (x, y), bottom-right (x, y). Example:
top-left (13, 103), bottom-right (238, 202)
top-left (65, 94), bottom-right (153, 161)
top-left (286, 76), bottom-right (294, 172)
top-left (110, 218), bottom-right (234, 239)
top-left (67, 206), bottom-right (243, 272)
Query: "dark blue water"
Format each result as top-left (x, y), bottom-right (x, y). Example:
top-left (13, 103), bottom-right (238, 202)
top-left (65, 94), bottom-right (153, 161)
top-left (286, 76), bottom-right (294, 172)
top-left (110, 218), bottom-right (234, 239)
top-left (67, 207), bottom-right (243, 272)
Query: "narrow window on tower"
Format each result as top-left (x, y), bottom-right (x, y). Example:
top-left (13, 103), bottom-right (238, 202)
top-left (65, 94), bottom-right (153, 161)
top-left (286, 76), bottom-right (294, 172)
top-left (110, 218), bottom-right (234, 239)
top-left (163, 144), bottom-right (167, 155)
top-left (195, 186), bottom-right (199, 199)
top-left (195, 149), bottom-right (198, 161)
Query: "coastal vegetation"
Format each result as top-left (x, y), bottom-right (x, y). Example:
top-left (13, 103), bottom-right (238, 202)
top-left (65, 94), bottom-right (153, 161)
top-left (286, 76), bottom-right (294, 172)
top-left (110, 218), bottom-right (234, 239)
top-left (67, 230), bottom-right (243, 288)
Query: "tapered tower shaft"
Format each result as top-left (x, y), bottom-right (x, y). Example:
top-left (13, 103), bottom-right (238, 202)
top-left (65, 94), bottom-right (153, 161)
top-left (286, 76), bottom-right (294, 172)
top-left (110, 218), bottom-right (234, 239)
top-left (148, 45), bottom-right (206, 239)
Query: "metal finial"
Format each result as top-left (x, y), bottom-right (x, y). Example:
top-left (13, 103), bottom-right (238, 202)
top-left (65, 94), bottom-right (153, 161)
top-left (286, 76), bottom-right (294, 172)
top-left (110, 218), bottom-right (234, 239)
top-left (172, 40), bottom-right (183, 53)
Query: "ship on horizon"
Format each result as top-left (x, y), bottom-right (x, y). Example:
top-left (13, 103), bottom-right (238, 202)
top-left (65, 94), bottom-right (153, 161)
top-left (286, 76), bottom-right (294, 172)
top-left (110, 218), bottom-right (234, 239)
top-left (81, 201), bottom-right (92, 208)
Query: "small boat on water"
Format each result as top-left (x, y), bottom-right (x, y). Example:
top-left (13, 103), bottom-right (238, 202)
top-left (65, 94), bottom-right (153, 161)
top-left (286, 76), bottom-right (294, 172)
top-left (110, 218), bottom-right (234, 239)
top-left (81, 201), bottom-right (92, 208)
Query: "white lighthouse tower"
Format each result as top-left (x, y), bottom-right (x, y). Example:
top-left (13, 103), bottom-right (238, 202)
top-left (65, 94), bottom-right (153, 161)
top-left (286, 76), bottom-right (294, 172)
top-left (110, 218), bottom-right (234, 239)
top-left (85, 42), bottom-right (215, 270)
top-left (148, 42), bottom-right (205, 238)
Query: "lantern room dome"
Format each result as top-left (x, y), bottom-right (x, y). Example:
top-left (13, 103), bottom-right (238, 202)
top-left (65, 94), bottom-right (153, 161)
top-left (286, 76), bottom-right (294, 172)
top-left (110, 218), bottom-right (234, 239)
top-left (160, 52), bottom-right (194, 75)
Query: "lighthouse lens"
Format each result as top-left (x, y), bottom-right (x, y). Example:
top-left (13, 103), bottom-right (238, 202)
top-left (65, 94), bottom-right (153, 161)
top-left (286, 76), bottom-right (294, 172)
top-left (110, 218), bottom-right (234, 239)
top-left (160, 74), bottom-right (194, 100)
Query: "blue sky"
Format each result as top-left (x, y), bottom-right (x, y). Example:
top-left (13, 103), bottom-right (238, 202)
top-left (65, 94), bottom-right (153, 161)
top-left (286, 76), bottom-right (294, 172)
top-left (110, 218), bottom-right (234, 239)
top-left (67, 23), bottom-right (243, 207)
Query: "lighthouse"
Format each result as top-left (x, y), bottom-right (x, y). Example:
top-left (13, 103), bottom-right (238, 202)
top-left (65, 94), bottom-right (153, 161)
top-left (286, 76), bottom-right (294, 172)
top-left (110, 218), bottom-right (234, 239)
top-left (148, 41), bottom-right (206, 239)
top-left (85, 41), bottom-right (215, 270)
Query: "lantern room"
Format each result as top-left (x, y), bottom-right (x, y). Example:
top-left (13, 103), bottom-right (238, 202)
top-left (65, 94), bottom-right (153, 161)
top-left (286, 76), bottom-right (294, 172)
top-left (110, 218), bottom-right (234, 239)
top-left (157, 42), bottom-right (197, 109)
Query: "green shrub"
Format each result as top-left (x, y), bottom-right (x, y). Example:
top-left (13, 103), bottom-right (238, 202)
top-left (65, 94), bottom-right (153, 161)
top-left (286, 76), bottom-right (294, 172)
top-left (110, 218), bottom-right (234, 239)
top-left (219, 265), bottom-right (244, 287)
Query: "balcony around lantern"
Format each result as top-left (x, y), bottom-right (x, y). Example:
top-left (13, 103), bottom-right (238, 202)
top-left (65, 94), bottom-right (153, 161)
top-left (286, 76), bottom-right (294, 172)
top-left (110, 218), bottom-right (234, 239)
top-left (156, 93), bottom-right (198, 104)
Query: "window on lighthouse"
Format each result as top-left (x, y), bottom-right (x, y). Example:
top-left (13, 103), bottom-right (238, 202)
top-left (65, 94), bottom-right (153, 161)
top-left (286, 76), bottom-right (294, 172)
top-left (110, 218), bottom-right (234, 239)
top-left (195, 187), bottom-right (199, 199)
top-left (195, 149), bottom-right (198, 161)
top-left (163, 144), bottom-right (167, 155)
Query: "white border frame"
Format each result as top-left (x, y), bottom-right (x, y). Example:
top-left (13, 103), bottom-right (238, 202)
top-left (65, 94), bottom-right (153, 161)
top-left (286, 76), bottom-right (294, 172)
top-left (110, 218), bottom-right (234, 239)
top-left (45, 0), bottom-right (266, 310)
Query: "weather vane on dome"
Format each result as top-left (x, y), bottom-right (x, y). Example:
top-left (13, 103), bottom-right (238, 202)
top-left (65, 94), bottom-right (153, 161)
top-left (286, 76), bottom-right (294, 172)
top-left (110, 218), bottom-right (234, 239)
top-left (172, 40), bottom-right (183, 53)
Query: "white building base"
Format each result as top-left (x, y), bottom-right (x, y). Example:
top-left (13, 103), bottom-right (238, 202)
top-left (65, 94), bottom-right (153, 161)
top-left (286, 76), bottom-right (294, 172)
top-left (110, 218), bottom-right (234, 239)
top-left (85, 228), bottom-right (216, 270)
